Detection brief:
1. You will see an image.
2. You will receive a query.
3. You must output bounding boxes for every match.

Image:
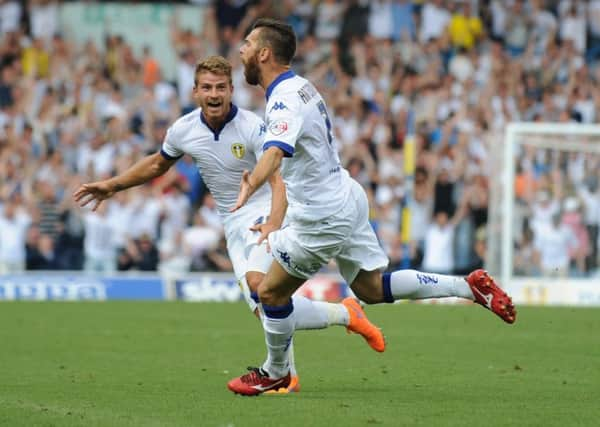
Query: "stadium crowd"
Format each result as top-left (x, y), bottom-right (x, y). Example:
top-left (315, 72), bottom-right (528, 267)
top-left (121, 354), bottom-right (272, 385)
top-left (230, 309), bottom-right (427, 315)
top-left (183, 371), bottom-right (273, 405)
top-left (1, 0), bottom-right (600, 278)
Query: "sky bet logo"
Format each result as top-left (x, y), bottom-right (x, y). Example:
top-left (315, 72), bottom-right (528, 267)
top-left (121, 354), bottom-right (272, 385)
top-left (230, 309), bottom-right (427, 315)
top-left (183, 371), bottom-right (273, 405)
top-left (269, 102), bottom-right (288, 112)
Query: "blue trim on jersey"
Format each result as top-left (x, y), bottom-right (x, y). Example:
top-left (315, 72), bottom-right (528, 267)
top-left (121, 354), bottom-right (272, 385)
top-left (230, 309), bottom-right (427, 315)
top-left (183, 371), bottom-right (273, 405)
top-left (200, 104), bottom-right (239, 141)
top-left (262, 301), bottom-right (294, 319)
top-left (382, 272), bottom-right (394, 303)
top-left (265, 70), bottom-right (296, 101)
top-left (159, 148), bottom-right (183, 161)
top-left (263, 140), bottom-right (294, 157)
top-left (250, 291), bottom-right (259, 304)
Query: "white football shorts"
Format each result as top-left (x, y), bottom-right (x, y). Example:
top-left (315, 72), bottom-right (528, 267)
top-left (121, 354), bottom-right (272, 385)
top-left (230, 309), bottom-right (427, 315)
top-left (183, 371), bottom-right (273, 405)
top-left (223, 206), bottom-right (276, 311)
top-left (268, 179), bottom-right (389, 283)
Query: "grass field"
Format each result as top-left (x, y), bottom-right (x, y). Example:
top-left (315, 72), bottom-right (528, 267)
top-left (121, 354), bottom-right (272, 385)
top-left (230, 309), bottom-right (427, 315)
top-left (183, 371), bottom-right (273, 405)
top-left (1, 302), bottom-right (599, 427)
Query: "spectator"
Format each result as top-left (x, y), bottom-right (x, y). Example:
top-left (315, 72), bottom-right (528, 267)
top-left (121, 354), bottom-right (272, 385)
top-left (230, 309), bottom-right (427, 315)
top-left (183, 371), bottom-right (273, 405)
top-left (514, 225), bottom-right (539, 276)
top-left (314, 0), bottom-right (344, 42)
top-left (29, 0), bottom-right (58, 42)
top-left (0, 1), bottom-right (21, 35)
top-left (420, 0), bottom-right (451, 44)
top-left (562, 197), bottom-right (590, 275)
top-left (0, 0), bottom-right (597, 281)
top-left (183, 211), bottom-right (221, 271)
top-left (32, 233), bottom-right (59, 270)
top-left (203, 235), bottom-right (233, 273)
top-left (588, 0), bottom-right (600, 63)
top-left (391, 0), bottom-right (416, 42)
top-left (0, 196), bottom-right (31, 273)
top-left (176, 49), bottom-right (196, 110)
top-left (142, 45), bottom-right (160, 88)
top-left (83, 203), bottom-right (117, 273)
top-left (422, 208), bottom-right (465, 275)
top-left (534, 212), bottom-right (575, 277)
top-left (117, 234), bottom-right (159, 272)
top-left (560, 2), bottom-right (586, 54)
top-left (21, 37), bottom-right (49, 79)
top-left (448, 1), bottom-right (483, 50)
top-left (504, 1), bottom-right (529, 57)
top-left (578, 176), bottom-right (600, 270)
top-left (158, 230), bottom-right (191, 275)
top-left (368, 0), bottom-right (393, 41)
top-left (199, 192), bottom-right (223, 232)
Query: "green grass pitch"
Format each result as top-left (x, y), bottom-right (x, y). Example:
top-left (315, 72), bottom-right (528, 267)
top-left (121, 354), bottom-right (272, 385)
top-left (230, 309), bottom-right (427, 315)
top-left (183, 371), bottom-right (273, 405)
top-left (1, 302), bottom-right (599, 427)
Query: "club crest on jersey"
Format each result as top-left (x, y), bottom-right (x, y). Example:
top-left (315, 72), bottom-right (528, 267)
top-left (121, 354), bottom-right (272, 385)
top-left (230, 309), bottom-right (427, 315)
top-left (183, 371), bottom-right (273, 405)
top-left (231, 143), bottom-right (246, 159)
top-left (269, 119), bottom-right (288, 136)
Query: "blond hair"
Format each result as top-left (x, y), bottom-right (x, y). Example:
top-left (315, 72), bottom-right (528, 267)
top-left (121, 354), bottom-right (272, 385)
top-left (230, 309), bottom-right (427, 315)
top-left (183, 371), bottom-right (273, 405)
top-left (194, 55), bottom-right (233, 85)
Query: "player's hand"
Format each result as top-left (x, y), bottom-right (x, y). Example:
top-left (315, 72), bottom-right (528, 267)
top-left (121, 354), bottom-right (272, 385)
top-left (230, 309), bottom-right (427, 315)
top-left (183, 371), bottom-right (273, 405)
top-left (73, 181), bottom-right (115, 211)
top-left (230, 170), bottom-right (252, 212)
top-left (250, 222), bottom-right (278, 248)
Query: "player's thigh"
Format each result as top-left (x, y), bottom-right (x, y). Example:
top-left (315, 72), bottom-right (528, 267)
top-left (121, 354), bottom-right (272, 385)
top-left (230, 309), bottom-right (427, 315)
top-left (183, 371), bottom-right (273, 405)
top-left (336, 181), bottom-right (389, 286)
top-left (336, 226), bottom-right (388, 286)
top-left (258, 258), bottom-right (306, 304)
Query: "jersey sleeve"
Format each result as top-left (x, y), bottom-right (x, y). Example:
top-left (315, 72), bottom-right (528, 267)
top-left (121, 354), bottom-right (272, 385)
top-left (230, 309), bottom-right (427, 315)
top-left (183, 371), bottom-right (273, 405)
top-left (160, 124), bottom-right (184, 160)
top-left (263, 96), bottom-right (303, 157)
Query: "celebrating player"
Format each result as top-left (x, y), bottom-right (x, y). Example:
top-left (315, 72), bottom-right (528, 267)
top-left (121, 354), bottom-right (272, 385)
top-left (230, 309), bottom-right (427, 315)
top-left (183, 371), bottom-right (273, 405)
top-left (227, 18), bottom-right (516, 395)
top-left (73, 55), bottom-right (385, 394)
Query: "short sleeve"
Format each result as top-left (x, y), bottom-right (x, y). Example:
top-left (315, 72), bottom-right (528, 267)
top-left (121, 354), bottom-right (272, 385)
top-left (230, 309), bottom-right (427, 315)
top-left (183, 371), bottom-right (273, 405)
top-left (263, 97), bottom-right (303, 157)
top-left (160, 124), bottom-right (184, 160)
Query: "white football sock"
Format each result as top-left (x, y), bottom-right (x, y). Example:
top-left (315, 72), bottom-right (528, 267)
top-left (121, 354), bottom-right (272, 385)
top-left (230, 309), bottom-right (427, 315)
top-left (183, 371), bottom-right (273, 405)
top-left (255, 304), bottom-right (298, 377)
top-left (261, 301), bottom-right (295, 379)
top-left (287, 339), bottom-right (297, 377)
top-left (383, 269), bottom-right (474, 301)
top-left (292, 296), bottom-right (349, 329)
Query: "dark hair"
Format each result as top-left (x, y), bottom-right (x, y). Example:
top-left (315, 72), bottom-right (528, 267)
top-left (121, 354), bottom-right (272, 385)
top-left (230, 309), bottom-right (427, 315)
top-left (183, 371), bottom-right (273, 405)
top-left (251, 18), bottom-right (296, 65)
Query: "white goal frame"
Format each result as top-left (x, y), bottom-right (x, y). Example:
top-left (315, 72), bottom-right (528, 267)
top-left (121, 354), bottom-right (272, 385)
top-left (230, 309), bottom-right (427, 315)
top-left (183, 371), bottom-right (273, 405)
top-left (499, 123), bottom-right (600, 305)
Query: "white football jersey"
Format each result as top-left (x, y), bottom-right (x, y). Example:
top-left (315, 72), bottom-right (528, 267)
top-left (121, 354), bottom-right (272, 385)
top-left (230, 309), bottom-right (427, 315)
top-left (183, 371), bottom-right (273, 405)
top-left (161, 105), bottom-right (271, 218)
top-left (263, 71), bottom-right (352, 221)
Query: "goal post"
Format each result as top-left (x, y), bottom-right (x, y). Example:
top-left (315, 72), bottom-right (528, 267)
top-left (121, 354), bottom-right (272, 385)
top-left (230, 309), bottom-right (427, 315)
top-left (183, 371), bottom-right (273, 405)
top-left (489, 122), bottom-right (600, 306)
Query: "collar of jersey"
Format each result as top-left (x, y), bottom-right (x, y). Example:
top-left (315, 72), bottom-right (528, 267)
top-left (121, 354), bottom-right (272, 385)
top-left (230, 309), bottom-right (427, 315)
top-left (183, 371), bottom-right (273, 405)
top-left (265, 70), bottom-right (295, 101)
top-left (200, 104), bottom-right (238, 141)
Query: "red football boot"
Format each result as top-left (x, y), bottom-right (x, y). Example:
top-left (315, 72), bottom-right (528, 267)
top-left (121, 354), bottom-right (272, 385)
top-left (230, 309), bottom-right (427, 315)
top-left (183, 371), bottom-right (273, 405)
top-left (227, 367), bottom-right (291, 396)
top-left (264, 375), bottom-right (301, 394)
top-left (466, 269), bottom-right (517, 324)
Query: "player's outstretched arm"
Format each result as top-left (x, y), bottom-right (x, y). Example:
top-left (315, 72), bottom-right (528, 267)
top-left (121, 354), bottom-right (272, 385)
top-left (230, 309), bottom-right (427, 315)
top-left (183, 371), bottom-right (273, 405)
top-left (231, 146), bottom-right (284, 212)
top-left (73, 152), bottom-right (176, 211)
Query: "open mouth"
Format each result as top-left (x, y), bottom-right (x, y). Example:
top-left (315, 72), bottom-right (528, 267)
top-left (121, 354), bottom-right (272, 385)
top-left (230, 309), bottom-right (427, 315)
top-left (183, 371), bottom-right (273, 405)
top-left (206, 101), bottom-right (222, 108)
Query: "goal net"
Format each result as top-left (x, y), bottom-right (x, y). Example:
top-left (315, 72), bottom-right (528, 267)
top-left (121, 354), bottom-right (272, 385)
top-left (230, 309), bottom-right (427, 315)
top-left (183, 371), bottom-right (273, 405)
top-left (487, 123), bottom-right (600, 306)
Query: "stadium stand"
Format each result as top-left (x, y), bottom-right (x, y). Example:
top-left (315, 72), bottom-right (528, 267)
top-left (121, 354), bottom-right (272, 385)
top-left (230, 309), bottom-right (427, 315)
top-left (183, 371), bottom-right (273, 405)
top-left (0, 0), bottom-right (599, 279)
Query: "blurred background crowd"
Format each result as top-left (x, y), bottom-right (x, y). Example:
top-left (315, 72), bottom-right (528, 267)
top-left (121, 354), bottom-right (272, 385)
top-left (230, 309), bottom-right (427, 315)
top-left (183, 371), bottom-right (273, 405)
top-left (1, 0), bottom-right (600, 278)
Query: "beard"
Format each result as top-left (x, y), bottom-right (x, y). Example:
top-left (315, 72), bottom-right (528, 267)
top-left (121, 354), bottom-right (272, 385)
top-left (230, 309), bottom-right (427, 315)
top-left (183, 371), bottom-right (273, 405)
top-left (243, 53), bottom-right (261, 86)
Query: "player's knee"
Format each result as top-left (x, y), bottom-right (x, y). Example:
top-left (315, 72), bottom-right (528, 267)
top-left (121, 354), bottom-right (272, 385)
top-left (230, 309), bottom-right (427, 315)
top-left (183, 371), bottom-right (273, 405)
top-left (351, 281), bottom-right (384, 304)
top-left (257, 283), bottom-right (287, 306)
top-left (354, 290), bottom-right (382, 305)
top-left (257, 285), bottom-right (275, 305)
top-left (245, 271), bottom-right (264, 292)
